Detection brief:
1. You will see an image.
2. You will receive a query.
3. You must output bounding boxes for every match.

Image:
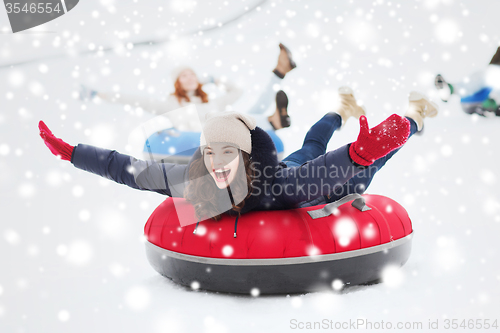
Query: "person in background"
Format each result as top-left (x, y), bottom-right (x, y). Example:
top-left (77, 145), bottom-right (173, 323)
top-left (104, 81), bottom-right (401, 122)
top-left (435, 46), bottom-right (500, 117)
top-left (80, 43), bottom-right (296, 131)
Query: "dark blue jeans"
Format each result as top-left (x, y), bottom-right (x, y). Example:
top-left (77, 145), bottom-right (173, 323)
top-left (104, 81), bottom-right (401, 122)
top-left (282, 113), bottom-right (343, 167)
top-left (282, 113), bottom-right (419, 205)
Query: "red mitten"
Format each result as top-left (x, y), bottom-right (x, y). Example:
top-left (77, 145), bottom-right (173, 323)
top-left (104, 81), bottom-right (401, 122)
top-left (38, 121), bottom-right (74, 161)
top-left (349, 114), bottom-right (410, 166)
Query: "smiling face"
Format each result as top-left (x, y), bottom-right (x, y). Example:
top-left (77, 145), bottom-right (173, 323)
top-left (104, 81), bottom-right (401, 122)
top-left (177, 69), bottom-right (199, 92)
top-left (203, 143), bottom-right (241, 189)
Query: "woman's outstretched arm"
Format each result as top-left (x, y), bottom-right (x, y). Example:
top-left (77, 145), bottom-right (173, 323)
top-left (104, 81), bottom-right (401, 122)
top-left (39, 121), bottom-right (188, 197)
top-left (272, 144), bottom-right (364, 206)
top-left (71, 144), bottom-right (188, 197)
top-left (272, 115), bottom-right (411, 207)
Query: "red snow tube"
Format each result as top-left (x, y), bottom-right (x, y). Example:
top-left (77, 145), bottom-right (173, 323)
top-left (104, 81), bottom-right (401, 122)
top-left (144, 194), bottom-right (413, 294)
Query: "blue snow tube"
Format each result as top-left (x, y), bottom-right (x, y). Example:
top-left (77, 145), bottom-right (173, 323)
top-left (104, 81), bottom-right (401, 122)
top-left (143, 128), bottom-right (285, 163)
top-left (265, 130), bottom-right (285, 155)
top-left (460, 87), bottom-right (493, 103)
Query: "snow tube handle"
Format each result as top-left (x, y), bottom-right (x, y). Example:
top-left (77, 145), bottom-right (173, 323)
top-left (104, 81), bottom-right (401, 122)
top-left (307, 193), bottom-right (371, 220)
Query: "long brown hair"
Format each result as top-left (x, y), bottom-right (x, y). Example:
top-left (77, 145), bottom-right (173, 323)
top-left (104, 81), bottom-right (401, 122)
top-left (172, 79), bottom-right (209, 104)
top-left (184, 151), bottom-right (254, 221)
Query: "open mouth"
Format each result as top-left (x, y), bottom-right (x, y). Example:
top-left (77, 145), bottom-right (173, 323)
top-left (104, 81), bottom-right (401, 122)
top-left (214, 169), bottom-right (231, 182)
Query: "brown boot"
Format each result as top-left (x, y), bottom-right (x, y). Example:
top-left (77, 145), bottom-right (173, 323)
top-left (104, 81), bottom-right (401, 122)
top-left (273, 43), bottom-right (297, 79)
top-left (268, 90), bottom-right (290, 130)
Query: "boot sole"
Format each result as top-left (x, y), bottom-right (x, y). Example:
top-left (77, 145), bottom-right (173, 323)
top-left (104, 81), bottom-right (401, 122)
top-left (279, 43), bottom-right (297, 69)
top-left (434, 74), bottom-right (445, 89)
top-left (276, 90), bottom-right (291, 128)
top-left (434, 75), bottom-right (450, 103)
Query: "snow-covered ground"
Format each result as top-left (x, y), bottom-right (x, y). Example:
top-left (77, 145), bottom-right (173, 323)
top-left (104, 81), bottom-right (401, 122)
top-left (1, 0), bottom-right (500, 332)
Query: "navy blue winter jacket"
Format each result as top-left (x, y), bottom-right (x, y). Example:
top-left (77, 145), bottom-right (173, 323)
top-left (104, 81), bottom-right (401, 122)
top-left (71, 127), bottom-right (363, 213)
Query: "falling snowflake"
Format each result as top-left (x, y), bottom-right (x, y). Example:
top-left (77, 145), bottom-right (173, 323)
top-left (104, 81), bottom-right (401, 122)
top-left (222, 245), bottom-right (233, 257)
top-left (381, 265), bottom-right (405, 288)
top-left (58, 310), bottom-right (70, 322)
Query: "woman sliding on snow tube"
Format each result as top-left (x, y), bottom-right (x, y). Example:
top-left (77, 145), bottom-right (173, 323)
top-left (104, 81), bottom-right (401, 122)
top-left (39, 87), bottom-right (438, 223)
top-left (435, 46), bottom-right (500, 117)
top-left (80, 43), bottom-right (296, 132)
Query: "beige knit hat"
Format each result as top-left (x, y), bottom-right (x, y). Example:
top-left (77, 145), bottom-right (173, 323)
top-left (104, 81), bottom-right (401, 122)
top-left (200, 112), bottom-right (257, 154)
top-left (171, 65), bottom-right (195, 82)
